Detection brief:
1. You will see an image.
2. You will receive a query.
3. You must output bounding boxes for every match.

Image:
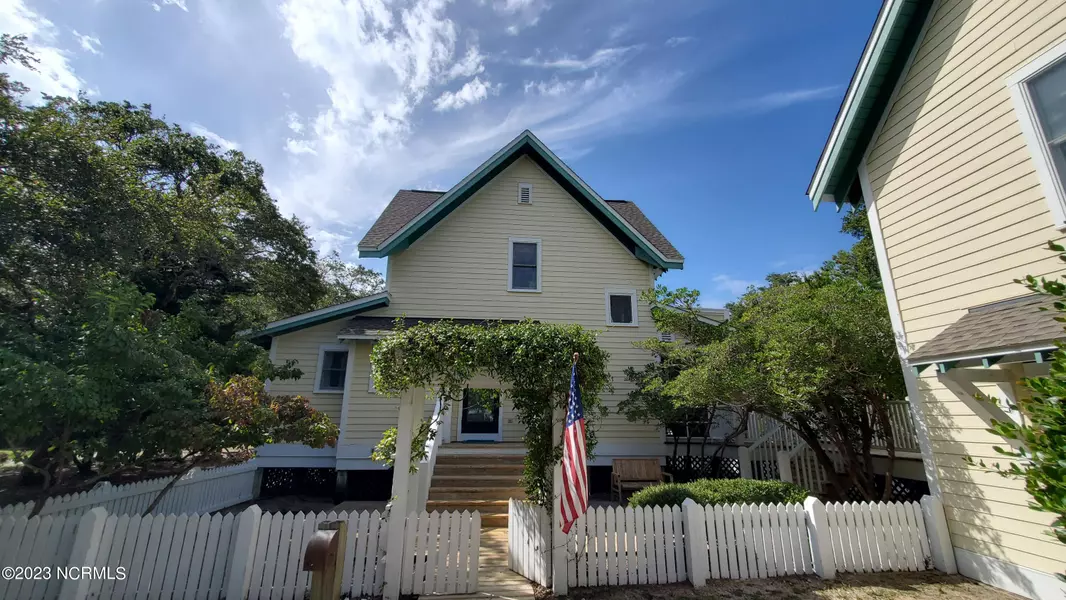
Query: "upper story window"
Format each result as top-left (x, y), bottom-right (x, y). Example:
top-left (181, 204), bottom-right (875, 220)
top-left (605, 289), bottom-right (638, 326)
top-left (314, 344), bottom-right (349, 393)
top-left (1009, 40), bottom-right (1066, 228)
top-left (509, 237), bottom-right (541, 292)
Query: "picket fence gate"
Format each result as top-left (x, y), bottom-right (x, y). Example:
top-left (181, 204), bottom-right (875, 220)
top-left (0, 462), bottom-right (257, 520)
top-left (509, 495), bottom-right (956, 593)
top-left (399, 510), bottom-right (481, 596)
top-left (508, 499), bottom-right (551, 586)
top-left (825, 500), bottom-right (931, 573)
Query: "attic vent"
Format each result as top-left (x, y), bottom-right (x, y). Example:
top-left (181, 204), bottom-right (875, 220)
top-left (518, 183), bottom-right (533, 204)
top-left (659, 332), bottom-right (675, 342)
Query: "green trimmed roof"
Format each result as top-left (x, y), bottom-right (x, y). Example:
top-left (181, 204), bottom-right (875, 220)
top-left (357, 130), bottom-right (684, 270)
top-left (807, 0), bottom-right (934, 209)
top-left (250, 292), bottom-right (390, 338)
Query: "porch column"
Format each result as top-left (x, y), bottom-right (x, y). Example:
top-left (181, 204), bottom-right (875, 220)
top-left (383, 388), bottom-right (420, 600)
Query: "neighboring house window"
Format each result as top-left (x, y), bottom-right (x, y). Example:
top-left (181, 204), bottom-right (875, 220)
top-left (1009, 40), bottom-right (1066, 228)
top-left (605, 289), bottom-right (638, 326)
top-left (508, 237), bottom-right (541, 292)
top-left (314, 344), bottom-right (349, 393)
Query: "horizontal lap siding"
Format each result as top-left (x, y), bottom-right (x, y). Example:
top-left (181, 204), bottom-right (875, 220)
top-left (386, 156), bottom-right (662, 445)
top-left (867, 0), bottom-right (1066, 574)
top-left (269, 322), bottom-right (346, 426)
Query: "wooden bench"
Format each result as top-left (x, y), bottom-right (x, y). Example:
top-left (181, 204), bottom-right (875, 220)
top-left (610, 458), bottom-right (672, 503)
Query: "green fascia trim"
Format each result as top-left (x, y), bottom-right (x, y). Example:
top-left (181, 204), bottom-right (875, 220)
top-left (810, 0), bottom-right (933, 209)
top-left (362, 131), bottom-right (682, 271)
top-left (253, 295), bottom-right (390, 338)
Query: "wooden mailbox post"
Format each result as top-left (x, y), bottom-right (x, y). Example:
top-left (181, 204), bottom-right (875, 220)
top-left (302, 520), bottom-right (348, 600)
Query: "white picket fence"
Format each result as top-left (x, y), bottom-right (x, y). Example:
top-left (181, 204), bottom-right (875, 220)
top-left (0, 514), bottom-right (81, 600)
top-left (825, 500), bottom-right (931, 573)
top-left (399, 510), bottom-right (481, 596)
top-left (508, 499), bottom-right (551, 586)
top-left (512, 495), bottom-right (956, 593)
top-left (0, 461), bottom-right (257, 519)
top-left (686, 502), bottom-right (814, 579)
top-left (0, 505), bottom-right (394, 600)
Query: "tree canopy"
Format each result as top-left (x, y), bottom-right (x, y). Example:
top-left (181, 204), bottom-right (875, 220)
top-left (627, 205), bottom-right (906, 500)
top-left (0, 35), bottom-right (368, 510)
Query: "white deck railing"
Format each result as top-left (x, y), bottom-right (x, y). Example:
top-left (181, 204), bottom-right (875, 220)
top-left (413, 400), bottom-right (451, 513)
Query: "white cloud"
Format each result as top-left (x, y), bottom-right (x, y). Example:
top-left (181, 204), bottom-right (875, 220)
top-left (493, 0), bottom-right (549, 34)
top-left (711, 274), bottom-right (758, 297)
top-left (433, 76), bottom-right (498, 111)
top-left (0, 0), bottom-right (85, 99)
top-left (189, 123), bottom-right (241, 152)
top-left (749, 85), bottom-right (841, 112)
top-left (72, 30), bottom-right (102, 55)
top-left (161, 0), bottom-right (188, 12)
top-left (665, 36), bottom-right (693, 47)
top-left (152, 3), bottom-right (162, 11)
top-left (285, 138), bottom-right (317, 155)
top-left (286, 111), bottom-right (304, 134)
top-left (446, 45), bottom-right (484, 80)
top-left (519, 46), bottom-right (639, 71)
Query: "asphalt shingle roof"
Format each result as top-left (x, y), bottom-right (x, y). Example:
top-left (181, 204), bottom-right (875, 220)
top-left (907, 294), bottom-right (1064, 363)
top-left (357, 190), bottom-right (683, 263)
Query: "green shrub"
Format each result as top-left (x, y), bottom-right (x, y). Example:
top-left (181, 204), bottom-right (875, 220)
top-left (628, 479), bottom-right (809, 508)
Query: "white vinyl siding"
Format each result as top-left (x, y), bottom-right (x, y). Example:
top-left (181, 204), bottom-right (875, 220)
top-left (863, 0), bottom-right (1066, 577)
top-left (268, 323), bottom-right (348, 427)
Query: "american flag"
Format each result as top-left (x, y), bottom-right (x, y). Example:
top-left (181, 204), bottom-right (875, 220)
top-left (560, 360), bottom-right (589, 534)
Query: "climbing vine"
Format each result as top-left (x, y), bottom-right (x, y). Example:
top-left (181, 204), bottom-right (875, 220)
top-left (369, 318), bottom-right (610, 507)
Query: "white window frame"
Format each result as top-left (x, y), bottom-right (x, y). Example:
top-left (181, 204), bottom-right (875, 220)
top-left (605, 288), bottom-right (639, 327)
top-left (518, 182), bottom-right (533, 205)
top-left (508, 237), bottom-right (542, 292)
top-left (1008, 38), bottom-right (1066, 230)
top-left (313, 343), bottom-right (350, 394)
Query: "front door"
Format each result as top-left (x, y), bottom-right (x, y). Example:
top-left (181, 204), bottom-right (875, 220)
top-left (458, 388), bottom-right (502, 442)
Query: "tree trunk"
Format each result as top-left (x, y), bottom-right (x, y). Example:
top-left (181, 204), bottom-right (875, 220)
top-left (141, 463), bottom-right (197, 517)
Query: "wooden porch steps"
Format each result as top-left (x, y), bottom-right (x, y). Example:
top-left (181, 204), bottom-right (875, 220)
top-left (427, 446), bottom-right (524, 526)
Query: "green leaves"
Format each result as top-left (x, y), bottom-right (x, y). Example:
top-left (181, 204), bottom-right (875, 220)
top-left (369, 319), bottom-right (610, 507)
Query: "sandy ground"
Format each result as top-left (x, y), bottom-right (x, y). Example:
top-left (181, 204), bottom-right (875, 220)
top-left (562, 571), bottom-right (1025, 600)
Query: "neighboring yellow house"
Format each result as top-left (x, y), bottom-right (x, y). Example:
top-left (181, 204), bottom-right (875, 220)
top-left (253, 130), bottom-right (686, 518)
top-left (808, 0), bottom-right (1066, 597)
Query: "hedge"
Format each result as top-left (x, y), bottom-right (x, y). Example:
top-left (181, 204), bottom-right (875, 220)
top-left (627, 478), bottom-right (808, 508)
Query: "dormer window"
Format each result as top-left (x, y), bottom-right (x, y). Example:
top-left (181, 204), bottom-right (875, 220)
top-left (605, 289), bottom-right (638, 326)
top-left (509, 237), bottom-right (541, 292)
top-left (518, 182), bottom-right (532, 204)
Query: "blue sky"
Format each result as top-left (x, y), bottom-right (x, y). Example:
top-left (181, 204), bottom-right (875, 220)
top-left (2, 0), bottom-right (876, 308)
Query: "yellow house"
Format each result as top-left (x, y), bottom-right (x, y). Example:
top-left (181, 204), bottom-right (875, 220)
top-left (808, 0), bottom-right (1066, 597)
top-left (253, 130), bottom-right (686, 523)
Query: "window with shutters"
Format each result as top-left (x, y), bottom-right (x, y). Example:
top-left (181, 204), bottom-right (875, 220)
top-left (508, 238), bottom-right (541, 292)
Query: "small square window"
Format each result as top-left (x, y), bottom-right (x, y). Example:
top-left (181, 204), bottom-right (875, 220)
top-left (605, 290), bottom-right (637, 326)
top-left (315, 346), bottom-right (349, 392)
top-left (509, 238), bottom-right (540, 292)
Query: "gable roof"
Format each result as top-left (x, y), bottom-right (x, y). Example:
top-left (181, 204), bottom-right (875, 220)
top-left (357, 130), bottom-right (684, 270)
top-left (806, 0), bottom-right (934, 209)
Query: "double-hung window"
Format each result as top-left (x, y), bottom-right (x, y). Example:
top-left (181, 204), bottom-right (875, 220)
top-left (314, 344), bottom-right (349, 393)
top-left (1009, 40), bottom-right (1066, 228)
top-left (509, 238), bottom-right (541, 292)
